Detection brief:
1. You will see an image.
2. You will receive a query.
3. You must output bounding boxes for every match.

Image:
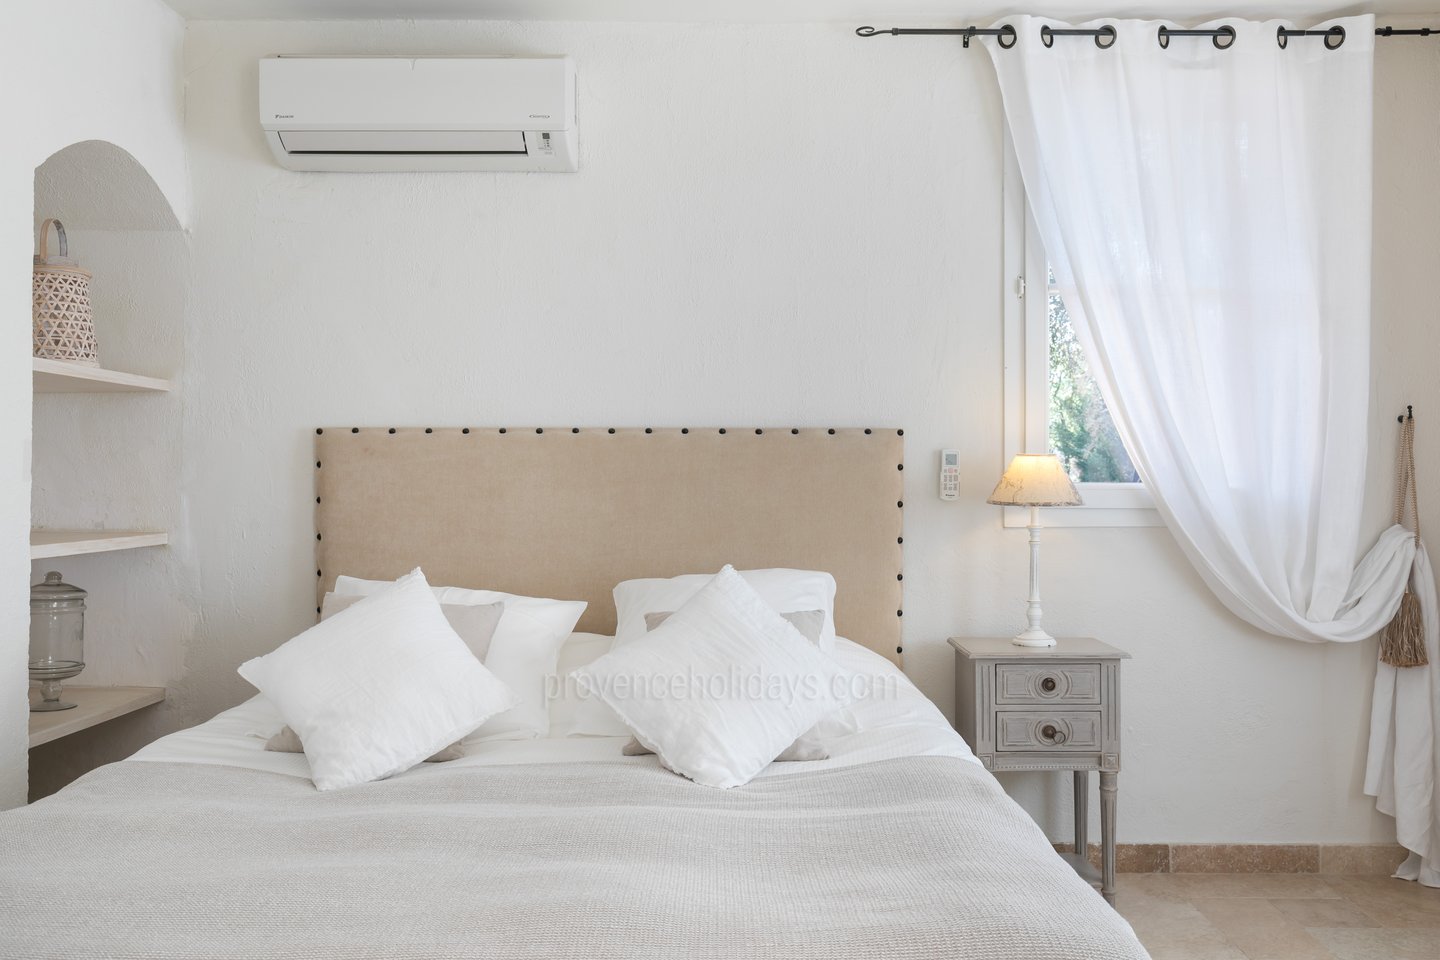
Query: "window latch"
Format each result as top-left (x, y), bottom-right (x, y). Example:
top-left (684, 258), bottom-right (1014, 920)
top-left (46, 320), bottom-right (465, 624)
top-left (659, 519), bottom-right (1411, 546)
top-left (1015, 275), bottom-right (1026, 300)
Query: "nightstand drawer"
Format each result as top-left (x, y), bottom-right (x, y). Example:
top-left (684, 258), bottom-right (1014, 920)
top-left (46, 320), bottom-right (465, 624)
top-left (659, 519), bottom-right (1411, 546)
top-left (995, 662), bottom-right (1101, 705)
top-left (996, 711), bottom-right (1103, 752)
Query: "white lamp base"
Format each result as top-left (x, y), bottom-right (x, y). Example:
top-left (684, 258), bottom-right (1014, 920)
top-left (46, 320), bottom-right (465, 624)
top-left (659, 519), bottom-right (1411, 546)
top-left (1011, 627), bottom-right (1057, 648)
top-left (1012, 506), bottom-right (1057, 647)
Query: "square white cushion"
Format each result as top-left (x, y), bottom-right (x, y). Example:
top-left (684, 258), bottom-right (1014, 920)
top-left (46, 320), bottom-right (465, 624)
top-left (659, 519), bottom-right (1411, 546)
top-left (546, 632), bottom-right (620, 738)
top-left (613, 568), bottom-right (838, 653)
top-left (637, 608), bottom-right (850, 753)
top-left (239, 569), bottom-right (516, 790)
top-left (574, 565), bottom-right (853, 788)
top-left (334, 575), bottom-right (585, 740)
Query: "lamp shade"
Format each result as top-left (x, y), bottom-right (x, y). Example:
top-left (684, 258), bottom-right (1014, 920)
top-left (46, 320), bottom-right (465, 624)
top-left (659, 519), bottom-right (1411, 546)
top-left (986, 454), bottom-right (1082, 507)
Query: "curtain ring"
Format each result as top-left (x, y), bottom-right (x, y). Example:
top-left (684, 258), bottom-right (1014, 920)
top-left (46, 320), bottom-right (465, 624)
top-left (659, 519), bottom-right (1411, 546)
top-left (998, 24), bottom-right (1018, 49)
top-left (1325, 25), bottom-right (1347, 49)
top-left (1040, 24), bottom-right (1055, 47)
top-left (1157, 25), bottom-right (1170, 49)
top-left (1276, 24), bottom-right (1288, 49)
top-left (1095, 25), bottom-right (1117, 48)
top-left (1214, 25), bottom-right (1236, 49)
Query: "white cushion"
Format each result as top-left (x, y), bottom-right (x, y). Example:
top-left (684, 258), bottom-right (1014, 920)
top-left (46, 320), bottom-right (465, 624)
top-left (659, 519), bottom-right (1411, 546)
top-left (334, 575), bottom-right (585, 740)
top-left (642, 607), bottom-right (855, 748)
top-left (613, 568), bottom-right (838, 653)
top-left (574, 566), bottom-right (853, 788)
top-left (546, 632), bottom-right (622, 738)
top-left (238, 569), bottom-right (516, 791)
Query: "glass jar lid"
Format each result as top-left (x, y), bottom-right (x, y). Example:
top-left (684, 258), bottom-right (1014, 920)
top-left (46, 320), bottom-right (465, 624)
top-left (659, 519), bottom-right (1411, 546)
top-left (31, 571), bottom-right (85, 602)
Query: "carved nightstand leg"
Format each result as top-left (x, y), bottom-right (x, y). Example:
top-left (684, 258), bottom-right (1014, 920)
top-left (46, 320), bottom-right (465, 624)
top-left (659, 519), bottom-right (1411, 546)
top-left (1099, 770), bottom-right (1118, 905)
top-left (1073, 770), bottom-right (1088, 857)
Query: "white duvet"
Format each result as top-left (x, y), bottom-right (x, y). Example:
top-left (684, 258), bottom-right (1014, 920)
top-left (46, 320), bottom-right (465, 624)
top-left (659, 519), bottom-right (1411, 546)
top-left (131, 637), bottom-right (978, 781)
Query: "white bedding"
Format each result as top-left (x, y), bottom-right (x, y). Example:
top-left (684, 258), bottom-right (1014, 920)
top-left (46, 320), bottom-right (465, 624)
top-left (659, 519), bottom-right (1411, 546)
top-left (21, 638), bottom-right (1149, 960)
top-left (131, 637), bottom-right (978, 781)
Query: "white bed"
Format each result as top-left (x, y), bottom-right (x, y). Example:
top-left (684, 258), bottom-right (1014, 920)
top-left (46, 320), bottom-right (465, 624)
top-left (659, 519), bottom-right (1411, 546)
top-left (0, 634), bottom-right (1149, 960)
top-left (0, 429), bottom-right (1149, 959)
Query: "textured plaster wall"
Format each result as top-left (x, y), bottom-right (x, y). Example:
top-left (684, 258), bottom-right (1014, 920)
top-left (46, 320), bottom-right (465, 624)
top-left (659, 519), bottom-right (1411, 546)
top-left (147, 18), bottom-right (1440, 844)
top-left (0, 0), bottom-right (188, 808)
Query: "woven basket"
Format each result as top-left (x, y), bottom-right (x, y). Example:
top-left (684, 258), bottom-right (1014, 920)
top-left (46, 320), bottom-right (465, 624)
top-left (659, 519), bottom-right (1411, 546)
top-left (32, 219), bottom-right (97, 366)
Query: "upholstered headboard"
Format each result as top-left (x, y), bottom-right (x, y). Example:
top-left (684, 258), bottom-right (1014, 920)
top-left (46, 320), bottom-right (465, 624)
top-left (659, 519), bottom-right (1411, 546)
top-left (314, 427), bottom-right (905, 663)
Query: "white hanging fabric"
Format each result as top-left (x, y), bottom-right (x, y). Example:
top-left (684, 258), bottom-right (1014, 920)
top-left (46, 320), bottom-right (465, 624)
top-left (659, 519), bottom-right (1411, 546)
top-left (1368, 545), bottom-right (1440, 885)
top-left (984, 15), bottom-right (1438, 884)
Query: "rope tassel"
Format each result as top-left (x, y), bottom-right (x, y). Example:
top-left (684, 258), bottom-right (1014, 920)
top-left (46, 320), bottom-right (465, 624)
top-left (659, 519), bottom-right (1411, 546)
top-left (1381, 408), bottom-right (1428, 667)
top-left (1383, 588), bottom-right (1427, 667)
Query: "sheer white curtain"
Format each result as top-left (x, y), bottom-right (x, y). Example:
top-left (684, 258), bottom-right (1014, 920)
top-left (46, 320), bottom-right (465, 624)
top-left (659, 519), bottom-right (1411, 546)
top-left (984, 15), bottom-right (1439, 885)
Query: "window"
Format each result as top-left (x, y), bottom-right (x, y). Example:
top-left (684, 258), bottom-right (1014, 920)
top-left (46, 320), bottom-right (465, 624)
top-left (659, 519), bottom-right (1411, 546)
top-left (1045, 276), bottom-right (1139, 484)
top-left (1002, 138), bottom-right (1158, 527)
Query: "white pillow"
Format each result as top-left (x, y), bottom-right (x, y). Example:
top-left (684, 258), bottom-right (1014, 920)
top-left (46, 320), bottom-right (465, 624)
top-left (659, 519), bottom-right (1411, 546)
top-left (574, 565), bottom-right (853, 788)
top-left (238, 569), bottom-right (516, 791)
top-left (613, 568), bottom-right (838, 653)
top-left (334, 575), bottom-right (585, 740)
top-left (547, 632), bottom-right (623, 738)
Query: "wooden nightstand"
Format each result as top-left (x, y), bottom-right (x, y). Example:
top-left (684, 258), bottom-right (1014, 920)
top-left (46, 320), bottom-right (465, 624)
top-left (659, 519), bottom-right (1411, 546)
top-left (948, 637), bottom-right (1129, 905)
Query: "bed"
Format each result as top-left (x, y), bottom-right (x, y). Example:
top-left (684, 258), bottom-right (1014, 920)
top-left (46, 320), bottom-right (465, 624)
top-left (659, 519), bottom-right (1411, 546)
top-left (0, 428), bottom-right (1148, 960)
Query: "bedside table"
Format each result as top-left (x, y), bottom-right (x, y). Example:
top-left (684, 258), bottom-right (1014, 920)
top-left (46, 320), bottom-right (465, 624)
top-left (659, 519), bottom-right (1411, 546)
top-left (948, 637), bottom-right (1129, 905)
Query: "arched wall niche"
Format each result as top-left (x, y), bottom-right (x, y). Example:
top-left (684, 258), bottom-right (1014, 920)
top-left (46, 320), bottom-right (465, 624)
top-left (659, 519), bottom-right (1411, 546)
top-left (26, 138), bottom-right (193, 801)
top-left (34, 140), bottom-right (183, 233)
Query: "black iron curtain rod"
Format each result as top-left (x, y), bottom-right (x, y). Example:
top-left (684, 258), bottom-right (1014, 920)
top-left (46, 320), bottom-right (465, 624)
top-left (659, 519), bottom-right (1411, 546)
top-left (856, 22), bottom-right (1440, 51)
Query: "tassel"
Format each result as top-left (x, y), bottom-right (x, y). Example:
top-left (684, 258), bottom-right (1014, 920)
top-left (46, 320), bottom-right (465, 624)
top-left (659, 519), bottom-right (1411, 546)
top-left (1380, 586), bottom-right (1428, 668)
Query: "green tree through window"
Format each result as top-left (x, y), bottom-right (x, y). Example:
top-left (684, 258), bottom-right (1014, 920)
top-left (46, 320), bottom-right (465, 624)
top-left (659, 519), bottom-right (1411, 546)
top-left (1047, 286), bottom-right (1139, 484)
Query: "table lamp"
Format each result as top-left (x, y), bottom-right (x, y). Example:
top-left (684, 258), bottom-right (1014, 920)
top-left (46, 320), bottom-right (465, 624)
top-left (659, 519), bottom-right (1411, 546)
top-left (987, 454), bottom-right (1082, 646)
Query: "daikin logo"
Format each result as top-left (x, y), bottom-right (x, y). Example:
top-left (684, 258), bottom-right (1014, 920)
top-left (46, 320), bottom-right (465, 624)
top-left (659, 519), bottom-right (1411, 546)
top-left (274, 114), bottom-right (293, 119)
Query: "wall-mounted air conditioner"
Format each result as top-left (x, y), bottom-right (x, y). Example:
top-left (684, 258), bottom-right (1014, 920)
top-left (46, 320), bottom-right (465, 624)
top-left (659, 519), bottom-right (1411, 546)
top-left (258, 55), bottom-right (577, 172)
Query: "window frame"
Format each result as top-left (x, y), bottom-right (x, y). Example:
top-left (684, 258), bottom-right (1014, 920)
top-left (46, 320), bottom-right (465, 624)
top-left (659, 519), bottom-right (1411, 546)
top-left (1001, 135), bottom-right (1161, 529)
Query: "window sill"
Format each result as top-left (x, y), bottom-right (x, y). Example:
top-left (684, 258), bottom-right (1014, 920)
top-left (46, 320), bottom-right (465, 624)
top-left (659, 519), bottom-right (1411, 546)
top-left (1001, 485), bottom-right (1162, 528)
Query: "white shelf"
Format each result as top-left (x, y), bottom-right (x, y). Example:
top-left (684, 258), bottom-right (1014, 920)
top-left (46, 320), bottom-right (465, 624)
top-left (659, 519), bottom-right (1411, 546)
top-left (30, 529), bottom-right (168, 560)
top-left (32, 358), bottom-right (172, 393)
top-left (28, 685), bottom-right (166, 748)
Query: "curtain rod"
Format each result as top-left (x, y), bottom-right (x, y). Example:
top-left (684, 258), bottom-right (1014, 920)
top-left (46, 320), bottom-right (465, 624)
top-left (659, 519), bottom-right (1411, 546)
top-left (855, 23), bottom-right (1438, 50)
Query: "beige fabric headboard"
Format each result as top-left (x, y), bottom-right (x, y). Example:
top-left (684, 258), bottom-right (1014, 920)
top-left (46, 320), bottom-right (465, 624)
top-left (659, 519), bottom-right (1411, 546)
top-left (314, 427), bottom-right (905, 663)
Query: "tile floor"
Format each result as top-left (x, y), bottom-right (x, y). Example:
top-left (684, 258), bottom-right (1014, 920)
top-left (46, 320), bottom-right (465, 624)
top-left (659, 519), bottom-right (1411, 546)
top-left (1113, 874), bottom-right (1440, 959)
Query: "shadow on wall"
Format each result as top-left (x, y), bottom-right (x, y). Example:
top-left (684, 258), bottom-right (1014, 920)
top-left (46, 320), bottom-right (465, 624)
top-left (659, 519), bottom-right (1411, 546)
top-left (33, 140), bottom-right (183, 233)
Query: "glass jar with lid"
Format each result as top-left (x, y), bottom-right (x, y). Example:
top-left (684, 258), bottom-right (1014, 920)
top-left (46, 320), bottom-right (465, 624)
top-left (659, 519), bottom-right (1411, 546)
top-left (29, 571), bottom-right (86, 712)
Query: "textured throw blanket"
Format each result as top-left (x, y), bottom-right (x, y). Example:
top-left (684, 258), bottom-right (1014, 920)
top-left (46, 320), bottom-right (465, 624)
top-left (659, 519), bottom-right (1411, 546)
top-left (0, 756), bottom-right (1147, 959)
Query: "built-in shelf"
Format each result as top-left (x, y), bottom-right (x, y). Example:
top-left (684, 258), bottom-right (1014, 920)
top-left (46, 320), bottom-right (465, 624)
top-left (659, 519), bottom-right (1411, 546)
top-left (32, 358), bottom-right (172, 394)
top-left (30, 529), bottom-right (168, 560)
top-left (28, 685), bottom-right (166, 748)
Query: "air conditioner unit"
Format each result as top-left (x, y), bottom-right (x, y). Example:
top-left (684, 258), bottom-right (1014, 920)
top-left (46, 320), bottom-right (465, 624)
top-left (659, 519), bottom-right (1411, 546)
top-left (258, 56), bottom-right (576, 172)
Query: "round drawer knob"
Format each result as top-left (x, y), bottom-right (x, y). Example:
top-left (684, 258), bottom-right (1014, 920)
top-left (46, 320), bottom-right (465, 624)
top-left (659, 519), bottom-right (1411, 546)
top-left (1041, 723), bottom-right (1067, 744)
top-left (1041, 677), bottom-right (1058, 693)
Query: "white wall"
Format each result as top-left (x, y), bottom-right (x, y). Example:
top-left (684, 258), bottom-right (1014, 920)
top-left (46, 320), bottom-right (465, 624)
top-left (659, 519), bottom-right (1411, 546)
top-left (0, 0), bottom-right (188, 808)
top-left (78, 16), bottom-right (1430, 843)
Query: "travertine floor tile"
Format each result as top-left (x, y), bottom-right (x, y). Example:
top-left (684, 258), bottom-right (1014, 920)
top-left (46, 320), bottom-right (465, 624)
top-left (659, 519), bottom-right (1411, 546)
top-left (1113, 874), bottom-right (1440, 960)
top-left (1305, 926), bottom-right (1440, 960)
top-left (1117, 873), bottom-right (1194, 903)
top-left (1143, 945), bottom-right (1250, 960)
top-left (1192, 898), bottom-right (1334, 959)
top-left (1323, 877), bottom-right (1440, 928)
top-left (1125, 907), bottom-right (1243, 958)
top-left (1319, 845), bottom-right (1408, 877)
top-left (1269, 897), bottom-right (1380, 929)
top-left (1178, 874), bottom-right (1343, 900)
